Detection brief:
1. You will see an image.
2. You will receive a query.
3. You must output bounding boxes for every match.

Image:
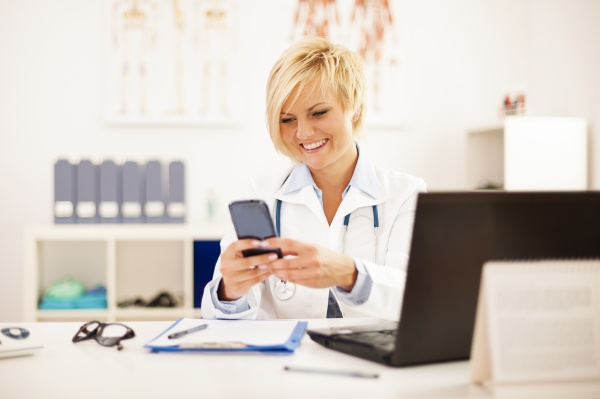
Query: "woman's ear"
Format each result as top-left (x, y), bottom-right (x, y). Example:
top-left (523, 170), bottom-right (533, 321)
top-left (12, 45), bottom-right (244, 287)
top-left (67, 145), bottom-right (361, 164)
top-left (352, 107), bottom-right (361, 122)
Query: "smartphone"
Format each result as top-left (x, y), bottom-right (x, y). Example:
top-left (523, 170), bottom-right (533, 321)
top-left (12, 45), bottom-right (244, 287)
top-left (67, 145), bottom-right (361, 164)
top-left (228, 199), bottom-right (283, 258)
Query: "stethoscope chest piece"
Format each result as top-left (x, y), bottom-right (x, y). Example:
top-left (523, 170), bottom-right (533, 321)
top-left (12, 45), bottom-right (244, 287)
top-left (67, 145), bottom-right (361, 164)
top-left (274, 280), bottom-right (295, 301)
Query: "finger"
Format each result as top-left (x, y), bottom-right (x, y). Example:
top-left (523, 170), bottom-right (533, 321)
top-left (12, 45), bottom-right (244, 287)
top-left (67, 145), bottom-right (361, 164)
top-left (222, 269), bottom-right (272, 299)
top-left (221, 240), bottom-right (275, 272)
top-left (272, 268), bottom-right (322, 287)
top-left (234, 268), bottom-right (273, 284)
top-left (224, 267), bottom-right (272, 288)
top-left (226, 239), bottom-right (263, 257)
top-left (269, 255), bottom-right (314, 272)
top-left (262, 237), bottom-right (305, 256)
top-left (239, 251), bottom-right (281, 270)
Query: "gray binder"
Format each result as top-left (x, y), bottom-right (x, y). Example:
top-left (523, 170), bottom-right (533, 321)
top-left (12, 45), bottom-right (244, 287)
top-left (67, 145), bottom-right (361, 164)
top-left (121, 160), bottom-right (145, 224)
top-left (167, 161), bottom-right (186, 223)
top-left (144, 160), bottom-right (165, 223)
top-left (76, 159), bottom-right (99, 224)
top-left (54, 159), bottom-right (76, 224)
top-left (99, 160), bottom-right (122, 223)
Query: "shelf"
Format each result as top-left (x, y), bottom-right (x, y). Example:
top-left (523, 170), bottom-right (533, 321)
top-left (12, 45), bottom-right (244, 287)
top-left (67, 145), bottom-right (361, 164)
top-left (466, 126), bottom-right (504, 190)
top-left (23, 224), bottom-right (227, 322)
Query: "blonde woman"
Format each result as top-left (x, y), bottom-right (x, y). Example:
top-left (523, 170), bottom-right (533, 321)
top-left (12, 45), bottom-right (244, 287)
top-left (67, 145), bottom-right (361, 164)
top-left (202, 35), bottom-right (426, 321)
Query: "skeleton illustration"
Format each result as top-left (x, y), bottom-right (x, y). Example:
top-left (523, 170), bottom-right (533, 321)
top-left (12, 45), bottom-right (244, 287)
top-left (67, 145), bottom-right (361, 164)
top-left (112, 0), bottom-right (157, 116)
top-left (193, 0), bottom-right (237, 117)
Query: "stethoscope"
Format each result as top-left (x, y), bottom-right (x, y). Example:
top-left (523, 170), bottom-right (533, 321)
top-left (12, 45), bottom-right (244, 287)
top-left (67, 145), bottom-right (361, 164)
top-left (272, 198), bottom-right (380, 301)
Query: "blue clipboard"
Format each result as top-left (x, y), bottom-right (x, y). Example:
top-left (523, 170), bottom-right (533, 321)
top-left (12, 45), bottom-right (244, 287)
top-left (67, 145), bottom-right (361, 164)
top-left (144, 318), bottom-right (308, 354)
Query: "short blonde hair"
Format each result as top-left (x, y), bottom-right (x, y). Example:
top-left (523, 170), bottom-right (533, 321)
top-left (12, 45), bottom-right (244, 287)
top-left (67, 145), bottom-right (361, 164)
top-left (265, 35), bottom-right (366, 162)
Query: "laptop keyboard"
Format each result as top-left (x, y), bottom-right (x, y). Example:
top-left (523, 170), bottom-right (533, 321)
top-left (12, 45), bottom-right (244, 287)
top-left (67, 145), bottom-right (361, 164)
top-left (341, 329), bottom-right (397, 348)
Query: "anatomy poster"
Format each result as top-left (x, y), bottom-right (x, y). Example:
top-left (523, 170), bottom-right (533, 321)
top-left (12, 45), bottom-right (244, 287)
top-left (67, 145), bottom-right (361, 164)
top-left (104, 0), bottom-right (406, 128)
top-left (106, 0), bottom-right (242, 126)
top-left (287, 0), bottom-right (407, 128)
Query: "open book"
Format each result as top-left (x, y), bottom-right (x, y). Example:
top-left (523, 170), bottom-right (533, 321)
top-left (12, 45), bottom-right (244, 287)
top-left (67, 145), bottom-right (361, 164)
top-left (470, 259), bottom-right (600, 397)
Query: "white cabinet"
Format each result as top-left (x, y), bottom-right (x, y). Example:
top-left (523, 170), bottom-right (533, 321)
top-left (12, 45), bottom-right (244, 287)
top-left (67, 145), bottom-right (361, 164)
top-left (23, 225), bottom-right (226, 322)
top-left (466, 117), bottom-right (588, 191)
top-left (466, 125), bottom-right (504, 190)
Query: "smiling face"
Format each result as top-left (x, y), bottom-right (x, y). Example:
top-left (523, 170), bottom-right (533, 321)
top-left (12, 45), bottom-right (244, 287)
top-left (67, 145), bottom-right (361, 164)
top-left (280, 80), bottom-right (358, 176)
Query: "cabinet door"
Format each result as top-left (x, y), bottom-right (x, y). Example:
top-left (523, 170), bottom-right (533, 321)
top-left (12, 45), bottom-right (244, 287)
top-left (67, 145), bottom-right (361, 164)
top-left (193, 240), bottom-right (221, 308)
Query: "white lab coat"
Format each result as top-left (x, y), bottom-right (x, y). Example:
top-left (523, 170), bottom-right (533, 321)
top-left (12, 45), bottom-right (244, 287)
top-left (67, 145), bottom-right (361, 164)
top-left (201, 161), bottom-right (427, 321)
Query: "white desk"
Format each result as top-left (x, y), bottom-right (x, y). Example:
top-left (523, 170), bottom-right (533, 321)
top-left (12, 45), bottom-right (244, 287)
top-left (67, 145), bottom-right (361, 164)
top-left (0, 319), bottom-right (491, 399)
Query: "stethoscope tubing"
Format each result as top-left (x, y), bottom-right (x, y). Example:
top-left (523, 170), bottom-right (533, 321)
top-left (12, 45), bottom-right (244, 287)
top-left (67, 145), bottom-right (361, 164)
top-left (276, 199), bottom-right (379, 238)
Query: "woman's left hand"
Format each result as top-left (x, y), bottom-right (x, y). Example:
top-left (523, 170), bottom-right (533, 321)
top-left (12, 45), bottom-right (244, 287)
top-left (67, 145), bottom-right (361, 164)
top-left (261, 237), bottom-right (357, 291)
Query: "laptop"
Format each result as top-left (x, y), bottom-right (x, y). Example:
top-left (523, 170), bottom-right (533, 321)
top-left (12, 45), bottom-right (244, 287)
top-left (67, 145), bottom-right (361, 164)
top-left (307, 191), bottom-right (600, 367)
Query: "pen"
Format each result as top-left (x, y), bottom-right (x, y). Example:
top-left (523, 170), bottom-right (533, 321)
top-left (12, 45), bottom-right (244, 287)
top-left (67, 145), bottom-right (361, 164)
top-left (283, 365), bottom-right (379, 379)
top-left (168, 323), bottom-right (208, 339)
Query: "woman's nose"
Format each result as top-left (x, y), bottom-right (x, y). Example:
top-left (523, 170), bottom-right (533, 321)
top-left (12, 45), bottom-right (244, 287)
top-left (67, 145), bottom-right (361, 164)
top-left (296, 120), bottom-right (315, 139)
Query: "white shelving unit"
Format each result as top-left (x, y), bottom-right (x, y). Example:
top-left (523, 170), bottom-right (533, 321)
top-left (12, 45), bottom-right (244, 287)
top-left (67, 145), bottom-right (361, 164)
top-left (466, 124), bottom-right (504, 190)
top-left (22, 225), bottom-right (227, 322)
top-left (466, 117), bottom-right (588, 191)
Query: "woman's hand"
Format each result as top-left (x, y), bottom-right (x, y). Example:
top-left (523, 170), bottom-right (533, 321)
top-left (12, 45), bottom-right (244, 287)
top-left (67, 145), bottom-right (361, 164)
top-left (263, 237), bottom-right (358, 292)
top-left (217, 239), bottom-right (278, 301)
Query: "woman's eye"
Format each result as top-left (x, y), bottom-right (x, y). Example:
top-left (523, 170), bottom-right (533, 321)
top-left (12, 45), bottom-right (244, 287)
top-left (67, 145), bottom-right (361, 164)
top-left (281, 117), bottom-right (294, 124)
top-left (313, 110), bottom-right (327, 117)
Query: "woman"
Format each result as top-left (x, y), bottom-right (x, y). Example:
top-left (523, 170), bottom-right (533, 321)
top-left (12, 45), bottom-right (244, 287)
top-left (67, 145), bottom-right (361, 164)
top-left (201, 35), bottom-right (426, 321)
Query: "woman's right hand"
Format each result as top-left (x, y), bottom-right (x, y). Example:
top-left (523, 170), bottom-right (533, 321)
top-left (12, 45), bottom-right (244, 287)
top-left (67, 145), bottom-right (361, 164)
top-left (217, 239), bottom-right (278, 301)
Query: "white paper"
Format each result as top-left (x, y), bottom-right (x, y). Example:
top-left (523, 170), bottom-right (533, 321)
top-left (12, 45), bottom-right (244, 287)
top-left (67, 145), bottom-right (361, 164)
top-left (146, 318), bottom-right (300, 348)
top-left (481, 260), bottom-right (600, 384)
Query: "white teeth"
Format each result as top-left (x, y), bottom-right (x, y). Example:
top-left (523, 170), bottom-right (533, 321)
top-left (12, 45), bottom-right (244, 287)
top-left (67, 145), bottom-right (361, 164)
top-left (302, 139), bottom-right (327, 150)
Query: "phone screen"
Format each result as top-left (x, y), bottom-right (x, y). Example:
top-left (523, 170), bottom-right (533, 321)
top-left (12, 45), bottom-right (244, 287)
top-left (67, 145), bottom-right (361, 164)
top-left (229, 200), bottom-right (277, 240)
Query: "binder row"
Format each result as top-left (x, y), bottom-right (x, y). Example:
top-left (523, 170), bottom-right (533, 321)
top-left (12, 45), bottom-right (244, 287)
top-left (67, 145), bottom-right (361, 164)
top-left (54, 159), bottom-right (186, 224)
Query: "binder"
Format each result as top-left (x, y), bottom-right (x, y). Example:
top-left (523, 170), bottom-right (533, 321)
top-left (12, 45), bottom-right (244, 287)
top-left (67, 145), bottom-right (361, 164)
top-left (121, 160), bottom-right (145, 223)
top-left (76, 159), bottom-right (99, 224)
top-left (144, 160), bottom-right (165, 223)
top-left (167, 160), bottom-right (186, 223)
top-left (99, 160), bottom-right (122, 223)
top-left (144, 318), bottom-right (307, 354)
top-left (54, 159), bottom-right (76, 224)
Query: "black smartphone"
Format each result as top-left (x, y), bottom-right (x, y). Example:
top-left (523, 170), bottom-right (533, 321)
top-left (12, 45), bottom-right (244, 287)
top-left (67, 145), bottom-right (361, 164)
top-left (228, 199), bottom-right (283, 258)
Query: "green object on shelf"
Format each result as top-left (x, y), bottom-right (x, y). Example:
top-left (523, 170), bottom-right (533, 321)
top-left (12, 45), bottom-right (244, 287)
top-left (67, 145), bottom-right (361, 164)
top-left (44, 278), bottom-right (86, 299)
top-left (39, 284), bottom-right (107, 310)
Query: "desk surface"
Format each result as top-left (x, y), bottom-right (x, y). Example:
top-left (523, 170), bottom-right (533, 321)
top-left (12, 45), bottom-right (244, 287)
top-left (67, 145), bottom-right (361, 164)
top-left (0, 319), bottom-right (492, 399)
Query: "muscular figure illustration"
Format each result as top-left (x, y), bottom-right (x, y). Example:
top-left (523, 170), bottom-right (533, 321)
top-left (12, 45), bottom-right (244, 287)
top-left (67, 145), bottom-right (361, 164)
top-left (351, 0), bottom-right (398, 112)
top-left (290, 0), bottom-right (340, 42)
top-left (112, 0), bottom-right (157, 116)
top-left (193, 0), bottom-right (237, 117)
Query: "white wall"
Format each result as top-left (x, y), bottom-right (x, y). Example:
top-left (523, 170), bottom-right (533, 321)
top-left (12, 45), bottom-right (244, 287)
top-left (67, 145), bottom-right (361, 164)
top-left (1, 0), bottom-right (598, 322)
top-left (528, 0), bottom-right (600, 188)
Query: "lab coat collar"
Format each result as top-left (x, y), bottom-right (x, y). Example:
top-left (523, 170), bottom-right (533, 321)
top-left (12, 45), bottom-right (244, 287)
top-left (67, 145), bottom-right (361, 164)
top-left (274, 143), bottom-right (386, 223)
top-left (281, 142), bottom-right (377, 198)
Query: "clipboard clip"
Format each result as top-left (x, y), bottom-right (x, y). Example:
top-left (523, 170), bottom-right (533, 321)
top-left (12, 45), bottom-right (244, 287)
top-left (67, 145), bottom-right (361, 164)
top-left (178, 341), bottom-right (248, 349)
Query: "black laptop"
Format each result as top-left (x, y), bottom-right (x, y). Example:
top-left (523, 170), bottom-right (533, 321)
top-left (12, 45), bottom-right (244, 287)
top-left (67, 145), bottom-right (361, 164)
top-left (307, 191), bottom-right (600, 367)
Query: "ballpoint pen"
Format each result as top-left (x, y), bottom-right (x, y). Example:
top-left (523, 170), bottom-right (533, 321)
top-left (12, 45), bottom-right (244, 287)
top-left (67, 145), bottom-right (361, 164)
top-left (283, 365), bottom-right (379, 379)
top-left (168, 323), bottom-right (208, 339)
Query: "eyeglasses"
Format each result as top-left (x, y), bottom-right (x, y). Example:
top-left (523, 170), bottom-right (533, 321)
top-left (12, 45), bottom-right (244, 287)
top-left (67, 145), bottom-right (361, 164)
top-left (72, 321), bottom-right (135, 351)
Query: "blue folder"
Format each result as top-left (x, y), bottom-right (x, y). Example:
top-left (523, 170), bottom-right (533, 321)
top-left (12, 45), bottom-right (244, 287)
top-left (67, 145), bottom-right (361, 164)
top-left (144, 318), bottom-right (307, 354)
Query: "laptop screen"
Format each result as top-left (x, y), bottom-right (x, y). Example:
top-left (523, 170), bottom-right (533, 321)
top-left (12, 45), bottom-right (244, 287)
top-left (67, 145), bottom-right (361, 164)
top-left (395, 191), bottom-right (600, 366)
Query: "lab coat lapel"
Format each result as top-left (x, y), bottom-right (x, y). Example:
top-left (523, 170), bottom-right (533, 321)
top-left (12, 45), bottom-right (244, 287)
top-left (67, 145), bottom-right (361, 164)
top-left (335, 187), bottom-right (380, 222)
top-left (275, 185), bottom-right (328, 225)
top-left (336, 168), bottom-right (389, 222)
